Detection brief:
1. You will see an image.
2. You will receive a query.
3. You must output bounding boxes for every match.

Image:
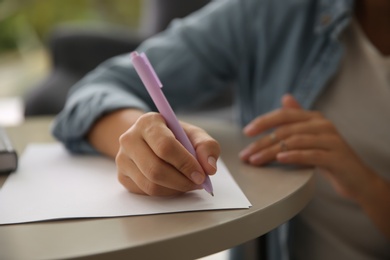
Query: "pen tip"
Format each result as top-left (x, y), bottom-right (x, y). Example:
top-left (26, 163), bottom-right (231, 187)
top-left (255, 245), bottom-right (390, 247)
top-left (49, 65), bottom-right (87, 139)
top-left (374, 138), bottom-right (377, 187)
top-left (209, 191), bottom-right (214, 197)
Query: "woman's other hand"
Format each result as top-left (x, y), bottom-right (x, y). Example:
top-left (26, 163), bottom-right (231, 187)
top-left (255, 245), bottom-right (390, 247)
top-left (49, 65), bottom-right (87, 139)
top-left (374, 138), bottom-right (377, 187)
top-left (239, 94), bottom-right (376, 201)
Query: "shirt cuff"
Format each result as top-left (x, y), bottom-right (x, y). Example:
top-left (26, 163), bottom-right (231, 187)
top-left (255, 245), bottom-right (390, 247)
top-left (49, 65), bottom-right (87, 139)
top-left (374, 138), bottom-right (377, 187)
top-left (51, 83), bottom-right (151, 154)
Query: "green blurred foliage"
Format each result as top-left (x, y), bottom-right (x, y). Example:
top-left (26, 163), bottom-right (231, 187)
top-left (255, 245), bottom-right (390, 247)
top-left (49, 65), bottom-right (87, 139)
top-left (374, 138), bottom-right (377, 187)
top-left (0, 0), bottom-right (141, 53)
top-left (0, 17), bottom-right (17, 50)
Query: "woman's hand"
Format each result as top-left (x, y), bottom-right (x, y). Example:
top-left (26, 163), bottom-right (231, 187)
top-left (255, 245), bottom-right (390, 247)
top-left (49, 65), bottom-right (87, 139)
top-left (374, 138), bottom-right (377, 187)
top-left (239, 94), bottom-right (390, 238)
top-left (116, 112), bottom-right (220, 196)
top-left (239, 94), bottom-right (376, 200)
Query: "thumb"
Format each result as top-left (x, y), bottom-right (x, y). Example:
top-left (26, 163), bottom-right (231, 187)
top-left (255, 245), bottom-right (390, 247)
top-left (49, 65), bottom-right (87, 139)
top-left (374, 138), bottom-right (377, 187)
top-left (282, 94), bottom-right (302, 109)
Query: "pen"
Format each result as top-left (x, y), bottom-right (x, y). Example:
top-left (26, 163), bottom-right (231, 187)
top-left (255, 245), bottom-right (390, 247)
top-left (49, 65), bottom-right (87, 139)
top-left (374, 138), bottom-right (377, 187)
top-left (130, 51), bottom-right (214, 196)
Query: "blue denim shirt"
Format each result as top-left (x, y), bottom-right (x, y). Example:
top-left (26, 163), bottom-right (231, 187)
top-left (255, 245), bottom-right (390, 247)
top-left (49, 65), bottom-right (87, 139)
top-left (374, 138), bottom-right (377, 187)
top-left (53, 0), bottom-right (354, 154)
top-left (52, 0), bottom-right (355, 259)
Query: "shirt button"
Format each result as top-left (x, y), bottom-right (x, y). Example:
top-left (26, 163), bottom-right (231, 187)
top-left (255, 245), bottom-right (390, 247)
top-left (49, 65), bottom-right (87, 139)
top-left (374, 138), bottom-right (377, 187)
top-left (321, 14), bottom-right (332, 26)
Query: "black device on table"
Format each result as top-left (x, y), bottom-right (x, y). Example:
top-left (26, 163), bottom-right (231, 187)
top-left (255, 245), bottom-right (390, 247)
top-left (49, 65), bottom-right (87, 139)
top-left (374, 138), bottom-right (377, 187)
top-left (0, 127), bottom-right (17, 174)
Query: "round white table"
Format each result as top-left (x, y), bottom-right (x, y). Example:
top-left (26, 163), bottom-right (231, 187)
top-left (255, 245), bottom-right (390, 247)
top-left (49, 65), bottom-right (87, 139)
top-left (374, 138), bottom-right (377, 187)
top-left (0, 116), bottom-right (314, 260)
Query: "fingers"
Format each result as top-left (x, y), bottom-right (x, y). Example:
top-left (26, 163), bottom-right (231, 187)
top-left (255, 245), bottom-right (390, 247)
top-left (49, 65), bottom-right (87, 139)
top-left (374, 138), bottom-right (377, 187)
top-left (276, 133), bottom-right (356, 168)
top-left (244, 94), bottom-right (304, 137)
top-left (117, 112), bottom-right (219, 196)
top-left (282, 94), bottom-right (302, 109)
top-left (241, 95), bottom-right (376, 201)
top-left (243, 108), bottom-right (322, 137)
top-left (141, 121), bottom-right (207, 185)
top-left (182, 122), bottom-right (220, 176)
top-left (240, 119), bottom-right (336, 163)
top-left (242, 133), bottom-right (335, 166)
top-left (241, 141), bottom-right (283, 165)
top-left (276, 149), bottom-right (329, 167)
top-left (240, 93), bottom-right (337, 166)
top-left (117, 152), bottom-right (198, 196)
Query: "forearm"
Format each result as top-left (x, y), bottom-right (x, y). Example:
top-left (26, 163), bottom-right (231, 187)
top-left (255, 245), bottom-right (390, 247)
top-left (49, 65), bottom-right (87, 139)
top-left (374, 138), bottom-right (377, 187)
top-left (87, 108), bottom-right (145, 158)
top-left (357, 172), bottom-right (390, 240)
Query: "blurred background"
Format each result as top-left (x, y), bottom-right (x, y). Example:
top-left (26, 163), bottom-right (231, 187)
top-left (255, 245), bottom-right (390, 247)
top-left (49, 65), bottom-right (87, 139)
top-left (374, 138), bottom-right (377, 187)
top-left (0, 0), bottom-right (142, 125)
top-left (0, 0), bottom-right (215, 126)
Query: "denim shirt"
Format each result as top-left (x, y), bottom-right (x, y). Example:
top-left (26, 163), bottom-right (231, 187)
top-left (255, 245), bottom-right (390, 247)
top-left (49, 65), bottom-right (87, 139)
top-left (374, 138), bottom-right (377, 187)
top-left (52, 0), bottom-right (355, 259)
top-left (52, 0), bottom-right (354, 155)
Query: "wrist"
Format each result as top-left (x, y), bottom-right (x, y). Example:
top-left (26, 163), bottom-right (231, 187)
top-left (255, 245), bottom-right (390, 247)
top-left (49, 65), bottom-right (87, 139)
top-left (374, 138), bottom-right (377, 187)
top-left (88, 108), bottom-right (145, 157)
top-left (355, 168), bottom-right (390, 209)
top-left (355, 171), bottom-right (390, 239)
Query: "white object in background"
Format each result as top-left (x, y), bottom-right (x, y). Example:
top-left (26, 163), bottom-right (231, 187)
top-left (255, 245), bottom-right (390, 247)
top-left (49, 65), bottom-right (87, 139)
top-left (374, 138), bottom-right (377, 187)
top-left (0, 97), bottom-right (24, 126)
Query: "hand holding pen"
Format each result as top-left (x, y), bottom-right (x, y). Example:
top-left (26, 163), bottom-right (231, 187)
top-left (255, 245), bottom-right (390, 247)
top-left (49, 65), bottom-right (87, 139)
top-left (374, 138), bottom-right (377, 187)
top-left (115, 52), bottom-right (220, 196)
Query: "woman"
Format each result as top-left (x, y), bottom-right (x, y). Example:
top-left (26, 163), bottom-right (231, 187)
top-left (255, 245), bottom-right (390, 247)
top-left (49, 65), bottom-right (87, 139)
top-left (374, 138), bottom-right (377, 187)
top-left (53, 0), bottom-right (390, 259)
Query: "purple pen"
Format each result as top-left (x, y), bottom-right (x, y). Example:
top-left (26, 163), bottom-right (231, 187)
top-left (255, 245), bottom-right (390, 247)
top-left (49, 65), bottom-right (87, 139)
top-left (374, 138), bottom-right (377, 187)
top-left (130, 51), bottom-right (214, 196)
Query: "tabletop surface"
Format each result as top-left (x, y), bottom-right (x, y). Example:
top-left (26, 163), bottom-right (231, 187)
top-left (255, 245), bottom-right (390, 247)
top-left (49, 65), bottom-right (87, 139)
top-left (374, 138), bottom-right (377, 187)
top-left (0, 116), bottom-right (314, 260)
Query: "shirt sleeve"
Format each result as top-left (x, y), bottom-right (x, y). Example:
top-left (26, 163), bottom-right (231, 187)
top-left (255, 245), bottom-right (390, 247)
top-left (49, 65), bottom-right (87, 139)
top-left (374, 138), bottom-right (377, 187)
top-left (52, 0), bottom-right (257, 153)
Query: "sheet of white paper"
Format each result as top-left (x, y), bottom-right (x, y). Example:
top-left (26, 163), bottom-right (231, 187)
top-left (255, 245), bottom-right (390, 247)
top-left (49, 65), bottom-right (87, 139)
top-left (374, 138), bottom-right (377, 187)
top-left (0, 143), bottom-right (251, 225)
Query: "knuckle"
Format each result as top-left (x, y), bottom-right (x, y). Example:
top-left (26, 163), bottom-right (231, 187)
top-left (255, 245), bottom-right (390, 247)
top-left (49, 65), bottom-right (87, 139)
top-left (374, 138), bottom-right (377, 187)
top-left (115, 151), bottom-right (127, 167)
top-left (137, 112), bottom-right (160, 126)
top-left (145, 163), bottom-right (166, 183)
top-left (177, 159), bottom-right (196, 175)
top-left (154, 137), bottom-right (175, 158)
top-left (117, 171), bottom-right (139, 193)
top-left (143, 182), bottom-right (163, 196)
top-left (137, 113), bottom-right (163, 135)
top-left (118, 129), bottom-right (139, 152)
top-left (116, 156), bottom-right (134, 179)
top-left (117, 170), bottom-right (128, 186)
top-left (118, 132), bottom-right (130, 146)
top-left (115, 152), bottom-right (121, 165)
top-left (202, 138), bottom-right (221, 154)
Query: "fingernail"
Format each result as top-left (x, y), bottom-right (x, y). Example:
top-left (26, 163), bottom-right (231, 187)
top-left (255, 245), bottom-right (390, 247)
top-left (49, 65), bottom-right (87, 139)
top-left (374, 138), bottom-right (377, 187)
top-left (208, 156), bottom-right (217, 170)
top-left (239, 149), bottom-right (250, 159)
top-left (243, 125), bottom-right (254, 134)
top-left (191, 171), bottom-right (204, 185)
top-left (249, 153), bottom-right (263, 164)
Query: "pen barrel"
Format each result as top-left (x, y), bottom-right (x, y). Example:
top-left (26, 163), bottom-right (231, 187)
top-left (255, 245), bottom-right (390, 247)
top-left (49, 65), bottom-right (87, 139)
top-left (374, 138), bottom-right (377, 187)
top-left (131, 51), bottom-right (213, 195)
top-left (131, 52), bottom-right (196, 157)
top-left (154, 89), bottom-right (197, 157)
